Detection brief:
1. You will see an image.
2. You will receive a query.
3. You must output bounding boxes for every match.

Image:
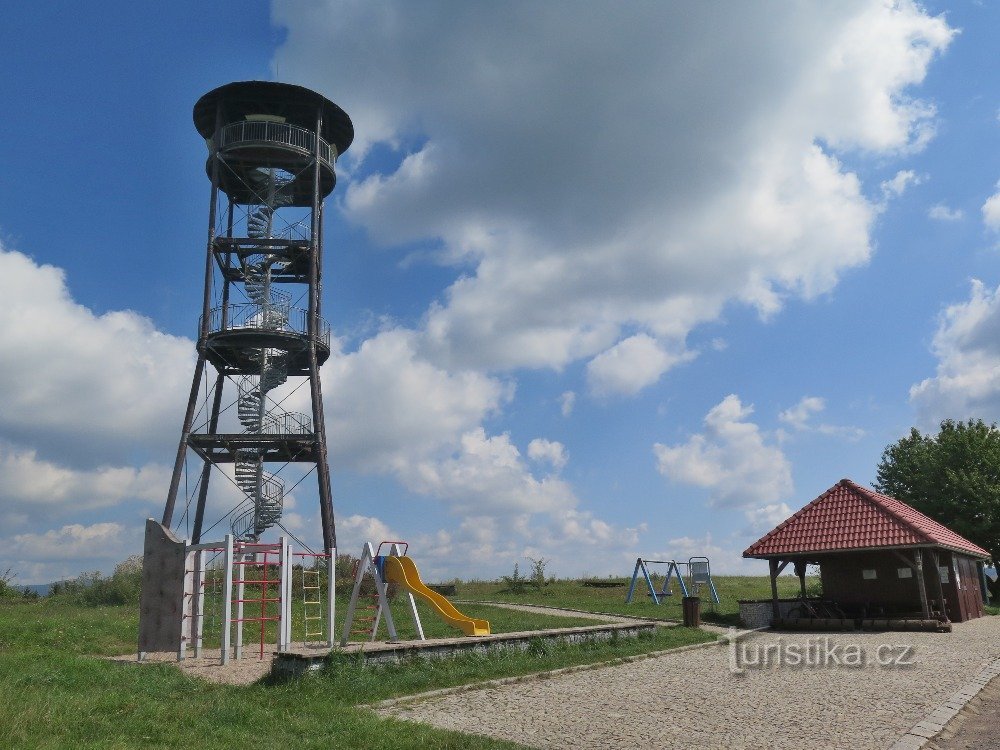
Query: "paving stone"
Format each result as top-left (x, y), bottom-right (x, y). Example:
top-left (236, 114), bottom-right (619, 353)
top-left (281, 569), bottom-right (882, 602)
top-left (379, 617), bottom-right (1000, 749)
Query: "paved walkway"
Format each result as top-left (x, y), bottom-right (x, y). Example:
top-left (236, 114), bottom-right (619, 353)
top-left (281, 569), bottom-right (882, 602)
top-left (378, 617), bottom-right (1000, 750)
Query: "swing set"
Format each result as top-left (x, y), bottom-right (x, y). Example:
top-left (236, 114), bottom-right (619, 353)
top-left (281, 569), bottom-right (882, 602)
top-left (625, 556), bottom-right (720, 604)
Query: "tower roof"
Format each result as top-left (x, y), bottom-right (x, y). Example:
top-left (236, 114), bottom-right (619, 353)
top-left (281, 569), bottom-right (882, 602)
top-left (193, 81), bottom-right (354, 156)
top-left (743, 478), bottom-right (990, 559)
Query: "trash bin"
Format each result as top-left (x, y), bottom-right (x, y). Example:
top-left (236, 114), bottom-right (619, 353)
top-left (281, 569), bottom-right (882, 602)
top-left (682, 596), bottom-right (701, 627)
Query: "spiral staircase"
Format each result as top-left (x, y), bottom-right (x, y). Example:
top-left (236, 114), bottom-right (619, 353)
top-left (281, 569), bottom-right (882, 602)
top-left (230, 173), bottom-right (312, 541)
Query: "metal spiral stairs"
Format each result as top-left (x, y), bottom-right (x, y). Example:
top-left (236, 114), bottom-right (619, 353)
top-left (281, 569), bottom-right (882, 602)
top-left (230, 173), bottom-right (312, 541)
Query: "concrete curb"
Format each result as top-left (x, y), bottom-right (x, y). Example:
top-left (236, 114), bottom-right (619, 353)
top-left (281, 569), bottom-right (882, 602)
top-left (889, 657), bottom-right (1000, 750)
top-left (368, 634), bottom-right (722, 711)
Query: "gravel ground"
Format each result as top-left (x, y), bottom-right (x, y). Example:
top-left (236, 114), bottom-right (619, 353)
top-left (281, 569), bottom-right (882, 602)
top-left (378, 617), bottom-right (1000, 750)
top-left (110, 651), bottom-right (272, 686)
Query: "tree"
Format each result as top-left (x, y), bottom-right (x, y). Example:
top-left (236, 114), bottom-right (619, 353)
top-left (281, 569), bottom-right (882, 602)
top-left (875, 419), bottom-right (1000, 599)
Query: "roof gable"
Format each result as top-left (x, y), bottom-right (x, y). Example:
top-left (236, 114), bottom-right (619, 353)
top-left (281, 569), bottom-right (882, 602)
top-left (743, 479), bottom-right (990, 559)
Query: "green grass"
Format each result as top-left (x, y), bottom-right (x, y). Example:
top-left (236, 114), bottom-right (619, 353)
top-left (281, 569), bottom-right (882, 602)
top-left (0, 594), bottom-right (713, 749)
top-left (454, 574), bottom-right (816, 626)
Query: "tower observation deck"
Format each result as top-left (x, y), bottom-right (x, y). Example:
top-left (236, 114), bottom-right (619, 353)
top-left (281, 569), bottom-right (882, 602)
top-left (160, 81), bottom-right (353, 551)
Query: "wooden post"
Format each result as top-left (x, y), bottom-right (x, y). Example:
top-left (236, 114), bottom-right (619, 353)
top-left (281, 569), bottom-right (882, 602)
top-left (914, 549), bottom-right (930, 619)
top-left (769, 559), bottom-right (781, 621)
top-left (929, 549), bottom-right (948, 620)
top-left (794, 560), bottom-right (807, 598)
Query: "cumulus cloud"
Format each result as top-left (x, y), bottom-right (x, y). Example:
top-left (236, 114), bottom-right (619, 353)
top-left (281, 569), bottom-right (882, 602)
top-left (0, 522), bottom-right (140, 583)
top-left (778, 396), bottom-right (865, 441)
top-left (275, 1), bottom-right (952, 377)
top-left (0, 245), bottom-right (192, 464)
top-left (745, 503), bottom-right (794, 532)
top-left (779, 397), bottom-right (827, 430)
top-left (929, 203), bottom-right (964, 221)
top-left (648, 533), bottom-right (766, 576)
top-left (911, 279), bottom-right (1000, 424)
top-left (880, 170), bottom-right (923, 200)
top-left (527, 438), bottom-right (568, 471)
top-left (308, 334), bottom-right (635, 565)
top-left (586, 334), bottom-right (692, 397)
top-left (0, 442), bottom-right (168, 526)
top-left (559, 391), bottom-right (576, 418)
top-left (321, 329), bottom-right (511, 472)
top-left (983, 184), bottom-right (1000, 231)
top-left (653, 395), bottom-right (793, 512)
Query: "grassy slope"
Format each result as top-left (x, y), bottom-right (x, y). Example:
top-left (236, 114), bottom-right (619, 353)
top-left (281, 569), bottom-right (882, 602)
top-left (0, 596), bottom-right (713, 749)
top-left (455, 575), bottom-right (816, 625)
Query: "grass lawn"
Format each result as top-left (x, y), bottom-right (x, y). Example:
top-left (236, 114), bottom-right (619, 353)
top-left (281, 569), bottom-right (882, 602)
top-left (0, 595), bottom-right (714, 749)
top-left (454, 574), bottom-right (817, 626)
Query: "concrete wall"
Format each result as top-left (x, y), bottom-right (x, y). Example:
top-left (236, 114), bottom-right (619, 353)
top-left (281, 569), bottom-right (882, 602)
top-left (138, 519), bottom-right (188, 655)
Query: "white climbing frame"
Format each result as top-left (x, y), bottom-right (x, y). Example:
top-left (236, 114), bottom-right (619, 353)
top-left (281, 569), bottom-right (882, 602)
top-left (180, 534), bottom-right (304, 665)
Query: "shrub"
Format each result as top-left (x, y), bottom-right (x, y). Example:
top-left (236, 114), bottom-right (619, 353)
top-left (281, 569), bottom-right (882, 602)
top-left (527, 557), bottom-right (550, 592)
top-left (501, 562), bottom-right (528, 594)
top-left (0, 567), bottom-right (13, 598)
top-left (51, 556), bottom-right (144, 606)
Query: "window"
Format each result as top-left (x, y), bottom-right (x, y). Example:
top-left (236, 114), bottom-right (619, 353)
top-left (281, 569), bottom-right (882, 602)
top-left (897, 567), bottom-right (912, 579)
top-left (862, 569), bottom-right (877, 580)
top-left (938, 565), bottom-right (949, 584)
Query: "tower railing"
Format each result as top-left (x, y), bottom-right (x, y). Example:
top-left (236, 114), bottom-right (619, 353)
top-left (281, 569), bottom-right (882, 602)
top-left (216, 120), bottom-right (336, 165)
top-left (203, 303), bottom-right (331, 348)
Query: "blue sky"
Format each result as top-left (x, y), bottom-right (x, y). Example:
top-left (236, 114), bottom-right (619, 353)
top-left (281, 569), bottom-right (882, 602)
top-left (1, 1), bottom-right (998, 584)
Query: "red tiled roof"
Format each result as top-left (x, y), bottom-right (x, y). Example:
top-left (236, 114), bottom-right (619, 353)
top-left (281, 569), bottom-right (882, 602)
top-left (743, 478), bottom-right (990, 559)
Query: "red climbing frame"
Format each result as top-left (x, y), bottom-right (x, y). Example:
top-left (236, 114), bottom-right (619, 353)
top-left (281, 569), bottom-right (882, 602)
top-left (232, 542), bottom-right (282, 659)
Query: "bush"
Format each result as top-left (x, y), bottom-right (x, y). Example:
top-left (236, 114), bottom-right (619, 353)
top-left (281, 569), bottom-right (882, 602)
top-left (51, 555), bottom-right (144, 606)
top-left (527, 557), bottom-right (551, 592)
top-left (0, 567), bottom-right (13, 598)
top-left (501, 562), bottom-right (528, 594)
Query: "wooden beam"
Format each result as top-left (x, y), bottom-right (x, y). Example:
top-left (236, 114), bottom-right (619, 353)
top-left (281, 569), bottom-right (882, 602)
top-left (914, 549), bottom-right (930, 619)
top-left (890, 549), bottom-right (919, 571)
top-left (794, 560), bottom-right (808, 598)
top-left (929, 549), bottom-right (948, 621)
top-left (768, 559), bottom-right (789, 621)
top-left (769, 559), bottom-right (781, 621)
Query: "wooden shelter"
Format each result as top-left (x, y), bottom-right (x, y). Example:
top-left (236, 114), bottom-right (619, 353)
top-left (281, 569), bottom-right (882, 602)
top-left (744, 479), bottom-right (991, 627)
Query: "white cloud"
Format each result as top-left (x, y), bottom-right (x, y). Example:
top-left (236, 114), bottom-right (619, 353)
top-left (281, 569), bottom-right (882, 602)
top-left (928, 203), bottom-right (964, 221)
top-left (275, 1), bottom-right (953, 375)
top-left (0, 522), bottom-right (139, 584)
top-left (336, 514), bottom-right (401, 556)
top-left (0, 245), bottom-right (192, 463)
top-left (559, 391), bottom-right (576, 418)
top-left (778, 396), bottom-right (865, 441)
top-left (405, 429), bottom-right (575, 517)
top-left (745, 503), bottom-right (794, 532)
top-left (0, 441), bottom-right (168, 526)
top-left (779, 396), bottom-right (827, 430)
top-left (983, 184), bottom-right (1000, 231)
top-left (648, 533), bottom-right (767, 576)
top-left (880, 170), bottom-right (923, 200)
top-left (586, 334), bottom-right (692, 397)
top-left (911, 279), bottom-right (1000, 424)
top-left (321, 329), bottom-right (511, 472)
top-left (653, 394), bottom-right (793, 511)
top-left (527, 438), bottom-right (567, 471)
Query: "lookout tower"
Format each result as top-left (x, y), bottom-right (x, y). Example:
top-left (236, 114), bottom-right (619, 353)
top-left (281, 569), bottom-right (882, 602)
top-left (160, 81), bottom-right (353, 552)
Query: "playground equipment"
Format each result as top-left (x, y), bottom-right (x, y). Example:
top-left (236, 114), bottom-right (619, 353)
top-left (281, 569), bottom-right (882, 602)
top-left (138, 520), bottom-right (334, 664)
top-left (341, 541), bottom-right (490, 645)
top-left (625, 556), bottom-right (720, 605)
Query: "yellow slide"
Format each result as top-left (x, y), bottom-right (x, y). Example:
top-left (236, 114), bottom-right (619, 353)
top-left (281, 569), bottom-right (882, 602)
top-left (384, 556), bottom-right (491, 636)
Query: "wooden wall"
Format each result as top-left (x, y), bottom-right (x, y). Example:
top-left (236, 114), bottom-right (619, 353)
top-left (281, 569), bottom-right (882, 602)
top-left (818, 548), bottom-right (985, 622)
